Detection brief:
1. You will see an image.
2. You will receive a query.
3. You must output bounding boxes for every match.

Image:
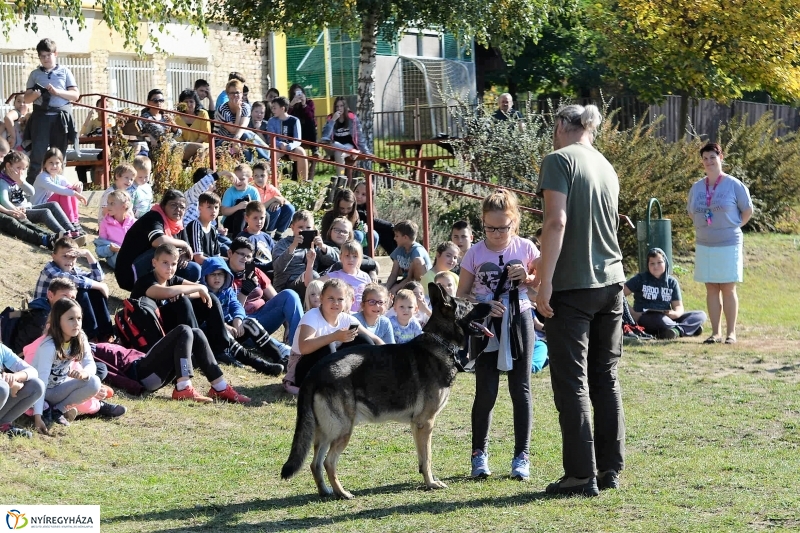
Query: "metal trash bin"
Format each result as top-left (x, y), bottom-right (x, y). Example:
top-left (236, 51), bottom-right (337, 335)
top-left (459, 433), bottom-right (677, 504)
top-left (637, 198), bottom-right (672, 273)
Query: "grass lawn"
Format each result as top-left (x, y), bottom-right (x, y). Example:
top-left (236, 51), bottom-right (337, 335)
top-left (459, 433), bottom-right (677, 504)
top-left (3, 234), bottom-right (800, 532)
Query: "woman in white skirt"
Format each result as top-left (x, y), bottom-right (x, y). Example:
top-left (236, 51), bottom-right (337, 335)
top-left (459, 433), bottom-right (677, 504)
top-left (687, 142), bottom-right (753, 344)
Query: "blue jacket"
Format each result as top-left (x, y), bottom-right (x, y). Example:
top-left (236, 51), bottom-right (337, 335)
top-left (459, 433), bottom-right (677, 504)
top-left (199, 257), bottom-right (246, 323)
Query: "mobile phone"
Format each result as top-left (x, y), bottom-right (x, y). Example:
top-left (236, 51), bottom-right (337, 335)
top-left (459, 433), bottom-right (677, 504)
top-left (348, 323), bottom-right (359, 331)
top-left (33, 83), bottom-right (47, 92)
top-left (244, 260), bottom-right (256, 278)
top-left (299, 229), bottom-right (318, 249)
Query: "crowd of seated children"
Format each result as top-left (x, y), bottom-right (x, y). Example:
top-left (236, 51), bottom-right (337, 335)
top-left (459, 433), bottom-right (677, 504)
top-left (283, 279), bottom-right (382, 395)
top-left (237, 201), bottom-right (275, 269)
top-left (132, 156), bottom-right (153, 218)
top-left (353, 283), bottom-right (394, 344)
top-left (34, 237), bottom-right (113, 343)
top-left (185, 192), bottom-right (223, 266)
top-left (129, 243), bottom-right (273, 372)
top-left (226, 237), bottom-right (301, 351)
top-left (272, 210), bottom-right (339, 299)
top-left (221, 163), bottom-right (261, 236)
top-left (0, 151), bottom-right (84, 243)
top-left (251, 162), bottom-right (294, 236)
top-left (420, 241), bottom-right (460, 296)
top-left (98, 163), bottom-right (142, 222)
top-left (322, 216), bottom-right (379, 279)
top-left (32, 147), bottom-right (87, 226)
top-left (385, 220), bottom-right (432, 295)
top-left (199, 256), bottom-right (284, 375)
top-left (624, 247), bottom-right (707, 339)
top-left (94, 189), bottom-right (135, 269)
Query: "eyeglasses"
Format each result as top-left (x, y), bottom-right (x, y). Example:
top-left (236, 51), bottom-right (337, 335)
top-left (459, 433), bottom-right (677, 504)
top-left (234, 251), bottom-right (254, 261)
top-left (332, 228), bottom-right (349, 235)
top-left (150, 99), bottom-right (165, 104)
top-left (366, 299), bottom-right (386, 306)
top-left (484, 225), bottom-right (512, 234)
top-left (166, 202), bottom-right (186, 211)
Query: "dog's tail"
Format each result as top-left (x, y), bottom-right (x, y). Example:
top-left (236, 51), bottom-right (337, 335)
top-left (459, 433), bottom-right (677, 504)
top-left (281, 384), bottom-right (316, 480)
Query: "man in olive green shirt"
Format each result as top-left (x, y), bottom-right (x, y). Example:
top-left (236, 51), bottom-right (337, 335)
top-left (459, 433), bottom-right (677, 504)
top-left (535, 104), bottom-right (625, 497)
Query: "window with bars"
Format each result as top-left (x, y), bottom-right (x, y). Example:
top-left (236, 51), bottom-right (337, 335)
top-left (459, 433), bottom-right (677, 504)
top-left (60, 56), bottom-right (93, 127)
top-left (108, 57), bottom-right (156, 107)
top-left (0, 53), bottom-right (28, 116)
top-left (166, 60), bottom-right (211, 107)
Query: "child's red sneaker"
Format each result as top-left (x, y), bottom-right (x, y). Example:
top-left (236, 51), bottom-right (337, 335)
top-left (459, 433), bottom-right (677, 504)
top-left (172, 385), bottom-right (213, 403)
top-left (208, 385), bottom-right (251, 404)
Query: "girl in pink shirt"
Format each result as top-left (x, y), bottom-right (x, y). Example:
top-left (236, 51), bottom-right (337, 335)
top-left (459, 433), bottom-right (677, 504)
top-left (95, 189), bottom-right (135, 269)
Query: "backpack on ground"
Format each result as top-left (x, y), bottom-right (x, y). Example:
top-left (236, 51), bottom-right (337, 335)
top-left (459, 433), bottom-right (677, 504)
top-left (0, 304), bottom-right (49, 354)
top-left (114, 297), bottom-right (165, 352)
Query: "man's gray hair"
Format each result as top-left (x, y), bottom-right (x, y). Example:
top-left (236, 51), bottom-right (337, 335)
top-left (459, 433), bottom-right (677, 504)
top-left (555, 104), bottom-right (602, 133)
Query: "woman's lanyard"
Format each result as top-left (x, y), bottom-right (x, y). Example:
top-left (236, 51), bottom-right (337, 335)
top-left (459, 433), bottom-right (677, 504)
top-left (705, 174), bottom-right (722, 226)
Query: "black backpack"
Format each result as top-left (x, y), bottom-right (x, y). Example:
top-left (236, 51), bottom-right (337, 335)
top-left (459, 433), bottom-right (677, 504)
top-left (0, 305), bottom-right (49, 354)
top-left (114, 297), bottom-right (165, 352)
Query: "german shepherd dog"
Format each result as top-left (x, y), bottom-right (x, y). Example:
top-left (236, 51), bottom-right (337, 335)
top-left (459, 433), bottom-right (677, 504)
top-left (281, 283), bottom-right (493, 499)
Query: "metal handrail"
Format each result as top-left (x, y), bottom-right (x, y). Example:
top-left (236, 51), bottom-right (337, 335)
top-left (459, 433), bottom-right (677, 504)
top-left (9, 91), bottom-right (633, 257)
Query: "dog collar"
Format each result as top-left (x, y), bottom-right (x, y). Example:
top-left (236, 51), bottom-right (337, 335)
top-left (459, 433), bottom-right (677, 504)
top-left (427, 332), bottom-right (459, 356)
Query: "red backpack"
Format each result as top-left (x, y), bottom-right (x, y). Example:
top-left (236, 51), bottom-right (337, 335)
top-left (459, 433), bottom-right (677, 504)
top-left (114, 297), bottom-right (165, 352)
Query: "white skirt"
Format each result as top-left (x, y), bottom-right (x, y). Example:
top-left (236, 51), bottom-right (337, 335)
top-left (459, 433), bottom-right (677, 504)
top-left (694, 244), bottom-right (743, 283)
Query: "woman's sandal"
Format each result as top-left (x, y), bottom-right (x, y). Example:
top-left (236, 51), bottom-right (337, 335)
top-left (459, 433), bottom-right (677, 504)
top-left (703, 335), bottom-right (722, 344)
top-left (724, 336), bottom-right (737, 344)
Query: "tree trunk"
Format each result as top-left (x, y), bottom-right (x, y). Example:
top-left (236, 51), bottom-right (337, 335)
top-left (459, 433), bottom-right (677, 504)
top-left (678, 89), bottom-right (690, 141)
top-left (357, 11), bottom-right (379, 154)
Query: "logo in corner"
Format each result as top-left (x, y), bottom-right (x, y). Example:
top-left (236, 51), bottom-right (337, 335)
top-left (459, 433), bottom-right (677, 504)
top-left (5, 510), bottom-right (28, 530)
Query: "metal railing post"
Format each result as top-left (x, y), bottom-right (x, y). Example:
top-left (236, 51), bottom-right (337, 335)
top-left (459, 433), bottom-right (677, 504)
top-left (99, 95), bottom-right (110, 188)
top-left (270, 135), bottom-right (278, 188)
top-left (208, 129), bottom-right (216, 169)
top-left (420, 166), bottom-right (429, 251)
top-left (365, 171), bottom-right (376, 258)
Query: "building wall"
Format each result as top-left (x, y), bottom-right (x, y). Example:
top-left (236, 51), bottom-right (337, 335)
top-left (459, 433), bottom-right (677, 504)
top-left (0, 11), bottom-right (272, 111)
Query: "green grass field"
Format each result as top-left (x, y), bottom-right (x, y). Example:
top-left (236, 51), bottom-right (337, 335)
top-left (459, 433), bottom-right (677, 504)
top-left (3, 234), bottom-right (799, 532)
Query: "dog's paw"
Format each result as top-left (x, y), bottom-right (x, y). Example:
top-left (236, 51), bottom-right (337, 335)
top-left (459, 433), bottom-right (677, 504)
top-left (426, 479), bottom-right (448, 490)
top-left (335, 490), bottom-right (355, 500)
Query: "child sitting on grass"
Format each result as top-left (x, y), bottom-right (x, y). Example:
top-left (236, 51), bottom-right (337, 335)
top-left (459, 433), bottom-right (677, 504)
top-left (420, 241), bottom-right (460, 296)
top-left (199, 256), bottom-right (285, 376)
top-left (323, 240), bottom-right (372, 312)
top-left (31, 298), bottom-right (101, 434)
top-left (283, 279), bottom-right (382, 395)
top-left (252, 162), bottom-right (294, 236)
top-left (303, 280), bottom-right (324, 311)
top-left (32, 147), bottom-right (87, 225)
top-left (353, 283), bottom-right (395, 344)
top-left (98, 162), bottom-right (141, 221)
top-left (95, 189), bottom-right (135, 269)
top-left (132, 155), bottom-right (153, 217)
top-left (236, 200), bottom-right (275, 269)
top-left (185, 192), bottom-right (223, 265)
top-left (0, 341), bottom-right (44, 438)
top-left (34, 237), bottom-right (113, 342)
top-left (386, 220), bottom-right (432, 295)
top-left (388, 288), bottom-right (423, 344)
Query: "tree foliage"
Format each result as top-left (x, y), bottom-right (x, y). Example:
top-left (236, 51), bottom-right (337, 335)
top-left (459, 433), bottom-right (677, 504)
top-left (1, 0), bottom-right (207, 52)
top-left (589, 0), bottom-right (800, 104)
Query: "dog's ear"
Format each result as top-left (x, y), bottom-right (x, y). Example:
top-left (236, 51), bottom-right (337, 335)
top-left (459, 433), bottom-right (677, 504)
top-left (428, 282), bottom-right (450, 308)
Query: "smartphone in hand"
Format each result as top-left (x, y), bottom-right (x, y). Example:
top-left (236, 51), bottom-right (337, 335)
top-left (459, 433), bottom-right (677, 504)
top-left (348, 323), bottom-right (359, 331)
top-left (244, 260), bottom-right (256, 278)
top-left (299, 229), bottom-right (319, 249)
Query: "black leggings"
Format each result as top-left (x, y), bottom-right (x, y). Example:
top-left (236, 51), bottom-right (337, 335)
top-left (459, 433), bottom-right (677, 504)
top-left (293, 333), bottom-right (374, 387)
top-left (159, 293), bottom-right (233, 357)
top-left (127, 325), bottom-right (223, 391)
top-left (471, 309), bottom-right (535, 456)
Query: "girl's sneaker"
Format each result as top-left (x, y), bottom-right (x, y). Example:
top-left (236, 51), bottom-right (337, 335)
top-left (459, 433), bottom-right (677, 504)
top-left (208, 385), bottom-right (251, 404)
top-left (471, 449), bottom-right (491, 478)
top-left (172, 385), bottom-right (213, 403)
top-left (1, 423), bottom-right (32, 438)
top-left (68, 230), bottom-right (87, 246)
top-left (510, 452), bottom-right (530, 480)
